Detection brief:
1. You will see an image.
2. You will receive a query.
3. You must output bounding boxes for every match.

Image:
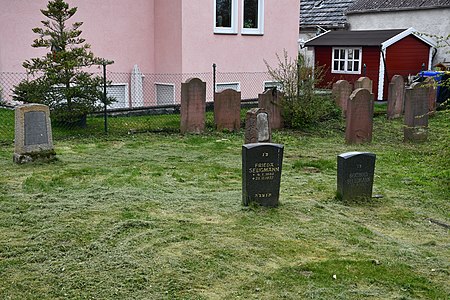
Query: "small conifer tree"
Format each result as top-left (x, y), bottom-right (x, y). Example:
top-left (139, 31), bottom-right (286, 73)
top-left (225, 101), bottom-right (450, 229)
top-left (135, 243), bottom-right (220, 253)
top-left (13, 0), bottom-right (112, 125)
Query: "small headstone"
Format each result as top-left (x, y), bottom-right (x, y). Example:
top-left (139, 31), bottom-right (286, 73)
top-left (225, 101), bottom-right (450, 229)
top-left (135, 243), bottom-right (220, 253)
top-left (258, 88), bottom-right (283, 129)
top-left (332, 80), bottom-right (352, 116)
top-left (404, 82), bottom-right (428, 142)
top-left (14, 104), bottom-right (56, 163)
top-left (214, 89), bottom-right (241, 132)
top-left (345, 88), bottom-right (374, 144)
top-left (387, 75), bottom-right (405, 119)
top-left (245, 108), bottom-right (271, 144)
top-left (424, 77), bottom-right (437, 114)
top-left (242, 143), bottom-right (284, 207)
top-left (181, 78), bottom-right (206, 134)
top-left (337, 152), bottom-right (376, 202)
top-left (354, 77), bottom-right (373, 94)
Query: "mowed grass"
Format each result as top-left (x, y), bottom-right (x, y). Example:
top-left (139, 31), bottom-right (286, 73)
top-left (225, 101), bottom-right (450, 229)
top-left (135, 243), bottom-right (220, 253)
top-left (0, 110), bottom-right (449, 299)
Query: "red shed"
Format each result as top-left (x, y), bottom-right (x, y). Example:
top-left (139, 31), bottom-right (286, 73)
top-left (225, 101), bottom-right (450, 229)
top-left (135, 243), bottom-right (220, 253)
top-left (304, 28), bottom-right (435, 100)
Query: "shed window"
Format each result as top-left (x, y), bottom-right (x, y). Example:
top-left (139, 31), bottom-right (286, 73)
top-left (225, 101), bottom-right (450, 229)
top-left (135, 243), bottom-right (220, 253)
top-left (332, 47), bottom-right (362, 74)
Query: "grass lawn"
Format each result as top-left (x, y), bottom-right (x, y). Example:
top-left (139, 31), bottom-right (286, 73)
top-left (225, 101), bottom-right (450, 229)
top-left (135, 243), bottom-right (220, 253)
top-left (0, 110), bottom-right (449, 299)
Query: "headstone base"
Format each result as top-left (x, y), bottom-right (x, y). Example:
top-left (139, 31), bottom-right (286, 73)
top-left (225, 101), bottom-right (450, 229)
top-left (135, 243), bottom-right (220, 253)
top-left (13, 149), bottom-right (57, 164)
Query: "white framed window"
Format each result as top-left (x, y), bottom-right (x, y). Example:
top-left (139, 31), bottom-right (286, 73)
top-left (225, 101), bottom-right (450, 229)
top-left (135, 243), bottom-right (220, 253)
top-left (155, 83), bottom-right (175, 105)
top-left (214, 0), bottom-right (238, 34)
top-left (107, 83), bottom-right (129, 109)
top-left (264, 81), bottom-right (283, 92)
top-left (215, 82), bottom-right (241, 92)
top-left (332, 47), bottom-right (362, 74)
top-left (242, 0), bottom-right (264, 35)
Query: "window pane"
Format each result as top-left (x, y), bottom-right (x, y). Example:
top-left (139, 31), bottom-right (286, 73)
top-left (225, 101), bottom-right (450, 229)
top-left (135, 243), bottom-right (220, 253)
top-left (354, 49), bottom-right (360, 60)
top-left (347, 62), bottom-right (353, 71)
top-left (216, 0), bottom-right (232, 28)
top-left (334, 49), bottom-right (339, 59)
top-left (340, 49), bottom-right (345, 59)
top-left (243, 0), bottom-right (258, 28)
top-left (354, 62), bottom-right (359, 71)
top-left (348, 49), bottom-right (353, 59)
top-left (340, 61), bottom-right (345, 71)
top-left (334, 61), bottom-right (339, 70)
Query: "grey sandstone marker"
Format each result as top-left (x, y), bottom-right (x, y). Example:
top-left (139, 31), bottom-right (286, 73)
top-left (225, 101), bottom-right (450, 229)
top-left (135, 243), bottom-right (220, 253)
top-left (14, 104), bottom-right (56, 164)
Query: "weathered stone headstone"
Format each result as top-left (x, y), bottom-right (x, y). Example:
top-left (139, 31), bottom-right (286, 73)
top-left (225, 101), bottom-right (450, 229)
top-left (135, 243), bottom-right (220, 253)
top-left (387, 75), bottom-right (405, 119)
top-left (242, 143), bottom-right (284, 207)
top-left (214, 89), bottom-right (241, 132)
top-left (345, 88), bottom-right (374, 144)
top-left (258, 88), bottom-right (283, 129)
top-left (337, 152), bottom-right (376, 202)
top-left (245, 108), bottom-right (271, 144)
top-left (354, 77), bottom-right (373, 94)
top-left (181, 78), bottom-right (206, 134)
top-left (404, 82), bottom-right (428, 142)
top-left (14, 104), bottom-right (56, 163)
top-left (332, 80), bottom-right (352, 116)
top-left (424, 77), bottom-right (437, 114)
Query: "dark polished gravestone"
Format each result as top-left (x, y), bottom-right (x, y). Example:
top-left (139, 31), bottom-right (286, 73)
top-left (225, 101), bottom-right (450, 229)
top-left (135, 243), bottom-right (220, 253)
top-left (242, 143), bottom-right (284, 207)
top-left (337, 152), bottom-right (376, 202)
top-left (14, 104), bottom-right (56, 164)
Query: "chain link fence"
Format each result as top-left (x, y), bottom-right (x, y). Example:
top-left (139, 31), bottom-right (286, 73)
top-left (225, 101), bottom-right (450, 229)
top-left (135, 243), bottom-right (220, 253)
top-left (0, 70), bottom-right (274, 143)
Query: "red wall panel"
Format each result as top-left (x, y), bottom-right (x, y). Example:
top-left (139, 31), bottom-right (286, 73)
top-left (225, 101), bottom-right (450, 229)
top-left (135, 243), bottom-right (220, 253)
top-left (315, 46), bottom-right (381, 99)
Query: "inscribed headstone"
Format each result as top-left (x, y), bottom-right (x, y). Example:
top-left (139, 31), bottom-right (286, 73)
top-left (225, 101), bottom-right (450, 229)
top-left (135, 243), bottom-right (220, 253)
top-left (181, 78), bottom-right (206, 134)
top-left (337, 152), bottom-right (376, 202)
top-left (242, 143), bottom-right (284, 207)
top-left (387, 75), bottom-right (405, 119)
top-left (332, 80), bottom-right (352, 116)
top-left (404, 82), bottom-right (428, 142)
top-left (258, 88), bottom-right (283, 129)
top-left (245, 108), bottom-right (271, 144)
top-left (214, 89), bottom-right (241, 132)
top-left (345, 88), bottom-right (374, 144)
top-left (14, 104), bottom-right (55, 163)
top-left (354, 77), bottom-right (373, 94)
top-left (424, 77), bottom-right (437, 114)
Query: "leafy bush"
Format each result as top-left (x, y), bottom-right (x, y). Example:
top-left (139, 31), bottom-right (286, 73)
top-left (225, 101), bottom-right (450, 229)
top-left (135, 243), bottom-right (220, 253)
top-left (265, 51), bottom-right (340, 128)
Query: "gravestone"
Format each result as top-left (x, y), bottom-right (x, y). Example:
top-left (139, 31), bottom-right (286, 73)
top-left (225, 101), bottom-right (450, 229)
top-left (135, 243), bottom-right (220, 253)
top-left (345, 88), bottom-right (374, 144)
top-left (424, 77), bottom-right (437, 114)
top-left (14, 104), bottom-right (56, 163)
top-left (214, 89), bottom-right (241, 132)
top-left (332, 80), bottom-right (352, 116)
top-left (181, 78), bottom-right (206, 134)
top-left (387, 75), bottom-right (405, 119)
top-left (242, 143), bottom-right (284, 207)
top-left (354, 77), bottom-right (373, 94)
top-left (258, 88), bottom-right (283, 129)
top-left (337, 152), bottom-right (376, 202)
top-left (404, 82), bottom-right (428, 142)
top-left (245, 108), bottom-right (271, 144)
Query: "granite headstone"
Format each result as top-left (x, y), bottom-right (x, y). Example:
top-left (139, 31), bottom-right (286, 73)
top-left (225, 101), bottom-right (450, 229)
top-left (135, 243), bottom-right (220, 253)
top-left (337, 152), bottom-right (376, 202)
top-left (242, 143), bottom-right (284, 207)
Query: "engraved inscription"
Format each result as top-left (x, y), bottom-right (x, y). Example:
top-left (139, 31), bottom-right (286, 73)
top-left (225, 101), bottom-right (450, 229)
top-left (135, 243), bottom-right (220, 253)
top-left (346, 172), bottom-right (371, 186)
top-left (24, 111), bottom-right (48, 146)
top-left (248, 162), bottom-right (280, 181)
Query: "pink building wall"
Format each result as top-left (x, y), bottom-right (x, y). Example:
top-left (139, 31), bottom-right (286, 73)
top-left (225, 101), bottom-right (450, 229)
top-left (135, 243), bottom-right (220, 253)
top-left (1, 0), bottom-right (299, 105)
top-left (1, 0), bottom-right (299, 74)
top-left (0, 0), bottom-right (155, 73)
top-left (180, 0), bottom-right (299, 74)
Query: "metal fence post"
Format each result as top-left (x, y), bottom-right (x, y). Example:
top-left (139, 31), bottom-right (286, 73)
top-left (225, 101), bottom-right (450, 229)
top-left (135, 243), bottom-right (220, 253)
top-left (103, 62), bottom-right (108, 134)
top-left (213, 63), bottom-right (216, 102)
